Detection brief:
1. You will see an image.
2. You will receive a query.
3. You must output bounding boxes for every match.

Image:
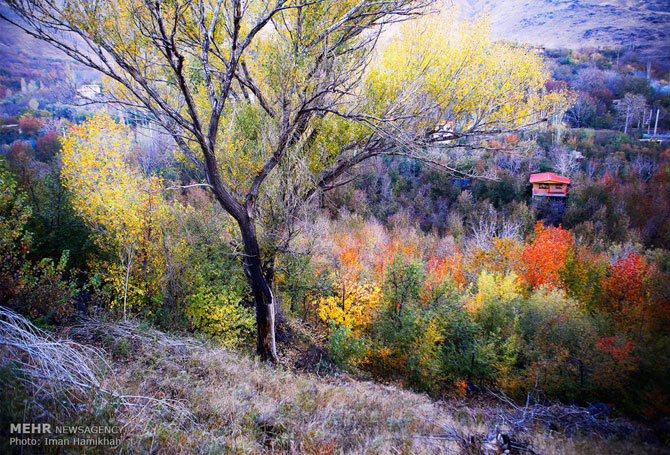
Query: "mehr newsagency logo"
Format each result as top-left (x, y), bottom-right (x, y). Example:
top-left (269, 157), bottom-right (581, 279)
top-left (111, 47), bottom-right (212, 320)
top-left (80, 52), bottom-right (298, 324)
top-left (9, 423), bottom-right (122, 447)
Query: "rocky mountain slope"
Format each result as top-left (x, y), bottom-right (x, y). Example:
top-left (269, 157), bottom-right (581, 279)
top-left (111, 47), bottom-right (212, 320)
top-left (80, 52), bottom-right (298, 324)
top-left (449, 0), bottom-right (670, 64)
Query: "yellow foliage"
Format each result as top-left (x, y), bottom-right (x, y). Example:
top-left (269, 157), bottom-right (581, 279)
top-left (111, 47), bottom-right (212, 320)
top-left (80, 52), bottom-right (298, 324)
top-left (367, 13), bottom-right (575, 135)
top-left (468, 270), bottom-right (523, 315)
top-left (61, 114), bottom-right (169, 311)
top-left (318, 277), bottom-right (381, 334)
top-left (469, 238), bottom-right (524, 277)
top-left (185, 292), bottom-right (255, 346)
top-left (410, 317), bottom-right (445, 390)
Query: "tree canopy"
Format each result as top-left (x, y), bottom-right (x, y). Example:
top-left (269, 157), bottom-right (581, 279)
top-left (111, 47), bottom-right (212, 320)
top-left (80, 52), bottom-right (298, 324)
top-left (2, 0), bottom-right (573, 361)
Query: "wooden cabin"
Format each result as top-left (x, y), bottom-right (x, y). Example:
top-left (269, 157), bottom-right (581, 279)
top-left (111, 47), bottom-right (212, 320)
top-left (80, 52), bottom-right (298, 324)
top-left (530, 172), bottom-right (570, 199)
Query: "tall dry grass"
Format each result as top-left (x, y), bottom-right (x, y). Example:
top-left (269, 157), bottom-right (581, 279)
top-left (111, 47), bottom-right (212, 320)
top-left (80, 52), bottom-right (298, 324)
top-left (87, 319), bottom-right (666, 454)
top-left (2, 307), bottom-right (666, 454)
top-left (0, 306), bottom-right (108, 410)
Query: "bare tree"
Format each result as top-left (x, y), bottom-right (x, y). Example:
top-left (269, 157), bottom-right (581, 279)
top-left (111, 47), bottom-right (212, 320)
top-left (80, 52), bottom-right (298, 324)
top-left (494, 153), bottom-right (522, 174)
top-left (573, 66), bottom-right (606, 93)
top-left (585, 158), bottom-right (599, 179)
top-left (631, 153), bottom-right (658, 182)
top-left (551, 146), bottom-right (579, 177)
top-left (467, 204), bottom-right (521, 251)
top-left (615, 93), bottom-right (647, 134)
top-left (567, 92), bottom-right (597, 128)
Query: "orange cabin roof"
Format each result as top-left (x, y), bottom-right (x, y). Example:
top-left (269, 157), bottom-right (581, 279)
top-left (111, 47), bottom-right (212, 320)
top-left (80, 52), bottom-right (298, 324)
top-left (529, 172), bottom-right (570, 184)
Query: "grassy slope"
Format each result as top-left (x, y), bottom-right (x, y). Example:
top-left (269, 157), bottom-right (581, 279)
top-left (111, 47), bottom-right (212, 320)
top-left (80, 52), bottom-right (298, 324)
top-left (70, 320), bottom-right (667, 455)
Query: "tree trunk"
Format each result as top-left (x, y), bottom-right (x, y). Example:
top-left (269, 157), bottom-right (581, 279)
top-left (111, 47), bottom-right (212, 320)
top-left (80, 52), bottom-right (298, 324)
top-left (122, 247), bottom-right (133, 322)
top-left (624, 111), bottom-right (629, 134)
top-left (238, 216), bottom-right (279, 363)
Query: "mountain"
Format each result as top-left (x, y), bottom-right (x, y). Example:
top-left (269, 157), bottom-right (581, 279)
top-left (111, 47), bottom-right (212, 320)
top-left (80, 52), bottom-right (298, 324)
top-left (0, 7), bottom-right (74, 61)
top-left (3, 1), bottom-right (668, 65)
top-left (450, 0), bottom-right (670, 64)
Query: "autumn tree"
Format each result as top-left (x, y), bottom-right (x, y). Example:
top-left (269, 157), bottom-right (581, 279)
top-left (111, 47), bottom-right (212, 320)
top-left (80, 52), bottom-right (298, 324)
top-left (469, 237), bottom-right (524, 278)
top-left (61, 115), bottom-right (168, 320)
top-left (599, 252), bottom-right (652, 331)
top-left (521, 222), bottom-right (574, 290)
top-left (318, 235), bottom-right (381, 333)
top-left (18, 117), bottom-right (42, 136)
top-left (35, 131), bottom-right (62, 162)
top-left (422, 253), bottom-right (465, 305)
top-left (2, 1), bottom-right (572, 361)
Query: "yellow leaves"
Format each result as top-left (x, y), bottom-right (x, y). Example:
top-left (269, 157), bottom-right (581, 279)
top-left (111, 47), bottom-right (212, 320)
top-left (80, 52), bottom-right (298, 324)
top-left (62, 114), bottom-right (166, 246)
top-left (185, 292), bottom-right (255, 346)
top-left (468, 270), bottom-right (522, 315)
top-left (318, 277), bottom-right (381, 334)
top-left (469, 238), bottom-right (524, 277)
top-left (214, 102), bottom-right (275, 194)
top-left (62, 114), bottom-right (169, 310)
top-left (366, 12), bottom-right (574, 134)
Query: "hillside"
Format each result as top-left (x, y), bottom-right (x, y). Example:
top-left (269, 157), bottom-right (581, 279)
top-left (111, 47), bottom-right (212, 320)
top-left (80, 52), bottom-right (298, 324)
top-left (3, 1), bottom-right (669, 68)
top-left (450, 0), bottom-right (670, 64)
top-left (1, 308), bottom-right (665, 455)
top-left (0, 11), bottom-right (99, 91)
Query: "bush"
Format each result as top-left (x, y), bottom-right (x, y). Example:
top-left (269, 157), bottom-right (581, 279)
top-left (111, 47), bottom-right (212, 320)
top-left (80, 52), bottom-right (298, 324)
top-left (381, 251), bottom-right (425, 316)
top-left (327, 324), bottom-right (368, 372)
top-left (16, 252), bottom-right (78, 326)
top-left (469, 271), bottom-right (523, 335)
top-left (185, 290), bottom-right (255, 347)
top-left (520, 287), bottom-right (599, 401)
top-left (467, 272), bottom-right (526, 384)
top-left (318, 278), bottom-right (381, 334)
top-left (438, 300), bottom-right (483, 382)
top-left (0, 159), bottom-right (32, 303)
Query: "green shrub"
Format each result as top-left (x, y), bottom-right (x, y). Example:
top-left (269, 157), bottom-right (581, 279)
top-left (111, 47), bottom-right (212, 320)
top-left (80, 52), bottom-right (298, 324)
top-left (438, 301), bottom-right (484, 381)
top-left (327, 324), bottom-right (368, 372)
top-left (471, 271), bottom-right (523, 336)
top-left (185, 290), bottom-right (255, 347)
top-left (368, 301), bottom-right (448, 394)
top-left (520, 287), bottom-right (599, 401)
top-left (0, 158), bottom-right (32, 303)
top-left (381, 252), bottom-right (425, 315)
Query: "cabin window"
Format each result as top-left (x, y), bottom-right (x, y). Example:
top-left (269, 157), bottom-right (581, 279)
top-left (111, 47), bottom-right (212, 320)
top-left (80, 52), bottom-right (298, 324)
top-left (554, 184), bottom-right (564, 189)
top-left (538, 183), bottom-right (550, 189)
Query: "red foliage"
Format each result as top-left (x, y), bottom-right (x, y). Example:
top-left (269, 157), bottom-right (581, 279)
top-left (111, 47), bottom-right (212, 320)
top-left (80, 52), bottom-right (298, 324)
top-left (593, 336), bottom-right (639, 395)
top-left (35, 131), bottom-right (61, 162)
top-left (599, 172), bottom-right (619, 187)
top-left (422, 253), bottom-right (465, 304)
top-left (600, 252), bottom-right (649, 312)
top-left (334, 234), bottom-right (363, 280)
top-left (521, 222), bottom-right (574, 289)
top-left (592, 88), bottom-right (614, 106)
top-left (603, 257), bottom-right (670, 378)
top-left (18, 117), bottom-right (42, 136)
top-left (7, 141), bottom-right (33, 165)
top-left (373, 239), bottom-right (420, 279)
top-left (503, 134), bottom-right (518, 146)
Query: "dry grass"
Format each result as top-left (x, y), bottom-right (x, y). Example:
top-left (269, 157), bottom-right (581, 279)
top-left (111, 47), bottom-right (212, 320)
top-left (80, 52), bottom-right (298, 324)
top-left (2, 309), bottom-right (667, 454)
top-left (79, 320), bottom-right (666, 454)
top-left (0, 306), bottom-right (108, 412)
top-left (0, 307), bottom-right (194, 445)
